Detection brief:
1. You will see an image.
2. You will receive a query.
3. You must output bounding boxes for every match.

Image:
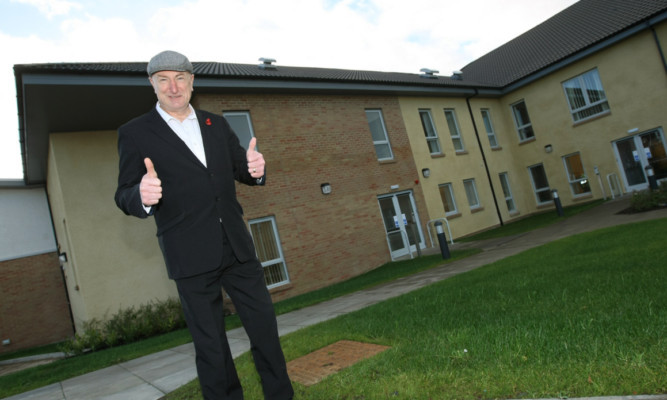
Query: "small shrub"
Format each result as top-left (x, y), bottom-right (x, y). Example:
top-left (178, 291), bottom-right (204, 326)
top-left (58, 297), bottom-right (186, 356)
top-left (629, 181), bottom-right (667, 212)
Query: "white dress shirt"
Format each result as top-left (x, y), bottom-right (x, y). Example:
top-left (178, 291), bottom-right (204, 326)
top-left (156, 102), bottom-right (207, 167)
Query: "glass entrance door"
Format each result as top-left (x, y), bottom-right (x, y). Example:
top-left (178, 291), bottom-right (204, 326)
top-left (614, 129), bottom-right (667, 192)
top-left (378, 191), bottom-right (424, 259)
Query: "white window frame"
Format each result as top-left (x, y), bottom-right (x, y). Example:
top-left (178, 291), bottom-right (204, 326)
top-left (365, 109), bottom-right (394, 161)
top-left (223, 111), bottom-right (255, 151)
top-left (481, 109), bottom-right (500, 148)
top-left (463, 178), bottom-right (480, 209)
top-left (444, 109), bottom-right (465, 152)
top-left (419, 109), bottom-right (442, 155)
top-left (498, 172), bottom-right (516, 213)
top-left (511, 100), bottom-right (535, 142)
top-left (562, 69), bottom-right (610, 122)
top-left (248, 216), bottom-right (289, 289)
top-left (528, 164), bottom-right (552, 205)
top-left (562, 152), bottom-right (592, 197)
top-left (438, 183), bottom-right (458, 216)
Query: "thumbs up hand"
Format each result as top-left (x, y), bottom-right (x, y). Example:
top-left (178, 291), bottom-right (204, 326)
top-left (246, 137), bottom-right (265, 178)
top-left (140, 158), bottom-right (162, 206)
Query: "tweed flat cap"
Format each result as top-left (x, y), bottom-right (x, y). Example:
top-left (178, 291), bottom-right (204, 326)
top-left (147, 50), bottom-right (193, 76)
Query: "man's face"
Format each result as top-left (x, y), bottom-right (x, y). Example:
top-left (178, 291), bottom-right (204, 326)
top-left (149, 70), bottom-right (194, 116)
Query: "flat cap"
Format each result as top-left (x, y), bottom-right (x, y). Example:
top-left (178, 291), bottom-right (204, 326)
top-left (147, 50), bottom-right (193, 76)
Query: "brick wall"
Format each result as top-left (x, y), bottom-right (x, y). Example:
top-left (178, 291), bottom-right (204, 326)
top-left (195, 93), bottom-right (426, 301)
top-left (0, 252), bottom-right (73, 354)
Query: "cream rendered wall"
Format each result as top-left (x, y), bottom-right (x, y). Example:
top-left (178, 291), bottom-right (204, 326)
top-left (491, 27), bottom-right (667, 207)
top-left (402, 22), bottom-right (667, 239)
top-left (47, 131), bottom-right (177, 332)
top-left (465, 97), bottom-right (531, 222)
top-left (400, 97), bottom-right (503, 240)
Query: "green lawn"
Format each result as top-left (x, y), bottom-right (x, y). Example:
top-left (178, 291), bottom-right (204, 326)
top-left (167, 218), bottom-right (667, 399)
top-left (0, 249), bottom-right (478, 398)
top-left (3, 199), bottom-right (664, 399)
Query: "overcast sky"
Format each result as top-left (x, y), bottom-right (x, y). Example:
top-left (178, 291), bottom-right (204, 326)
top-left (0, 0), bottom-right (579, 179)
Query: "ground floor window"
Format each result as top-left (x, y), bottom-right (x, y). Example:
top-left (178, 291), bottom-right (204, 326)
top-left (249, 216), bottom-right (289, 288)
top-left (498, 172), bottom-right (516, 213)
top-left (463, 178), bottom-right (480, 209)
top-left (528, 164), bottom-right (552, 205)
top-left (438, 183), bottom-right (458, 216)
top-left (562, 152), bottom-right (591, 196)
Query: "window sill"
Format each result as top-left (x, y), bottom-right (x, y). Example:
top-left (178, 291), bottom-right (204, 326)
top-left (431, 153), bottom-right (446, 159)
top-left (470, 206), bottom-right (484, 214)
top-left (455, 151), bottom-right (468, 156)
top-left (572, 193), bottom-right (593, 201)
top-left (572, 110), bottom-right (611, 127)
top-left (269, 282), bottom-right (293, 295)
top-left (536, 203), bottom-right (554, 210)
top-left (445, 212), bottom-right (462, 219)
top-left (509, 210), bottom-right (521, 217)
top-left (491, 146), bottom-right (503, 151)
top-left (519, 137), bottom-right (537, 146)
top-left (378, 159), bottom-right (397, 165)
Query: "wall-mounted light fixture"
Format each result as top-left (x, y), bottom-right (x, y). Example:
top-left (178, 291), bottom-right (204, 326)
top-left (544, 144), bottom-right (553, 153)
top-left (422, 168), bottom-right (431, 178)
top-left (58, 252), bottom-right (68, 265)
top-left (321, 183), bottom-right (331, 195)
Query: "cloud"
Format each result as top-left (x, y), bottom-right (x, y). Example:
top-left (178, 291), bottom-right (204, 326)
top-left (11, 0), bottom-right (82, 19)
top-left (1, 0), bottom-right (579, 178)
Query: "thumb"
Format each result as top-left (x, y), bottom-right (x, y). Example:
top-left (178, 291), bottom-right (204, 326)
top-left (144, 158), bottom-right (158, 178)
top-left (248, 137), bottom-right (257, 153)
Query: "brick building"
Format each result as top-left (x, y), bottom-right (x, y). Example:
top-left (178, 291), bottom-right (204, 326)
top-left (0, 183), bottom-right (73, 353)
top-left (9, 0), bottom-right (667, 335)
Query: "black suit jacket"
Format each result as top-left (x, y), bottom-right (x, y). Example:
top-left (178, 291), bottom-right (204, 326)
top-left (115, 107), bottom-right (263, 279)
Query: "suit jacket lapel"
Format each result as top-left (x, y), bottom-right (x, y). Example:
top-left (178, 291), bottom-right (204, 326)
top-left (146, 108), bottom-right (207, 169)
top-left (197, 110), bottom-right (224, 171)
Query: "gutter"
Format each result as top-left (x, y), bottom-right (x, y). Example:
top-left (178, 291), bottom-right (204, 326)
top-left (466, 88), bottom-right (504, 227)
top-left (13, 66), bottom-right (28, 184)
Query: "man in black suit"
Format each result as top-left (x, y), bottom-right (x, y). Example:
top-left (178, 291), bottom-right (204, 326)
top-left (114, 50), bottom-right (293, 400)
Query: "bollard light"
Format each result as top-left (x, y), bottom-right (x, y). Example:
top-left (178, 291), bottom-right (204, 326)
top-left (552, 189), bottom-right (564, 217)
top-left (434, 221), bottom-right (451, 259)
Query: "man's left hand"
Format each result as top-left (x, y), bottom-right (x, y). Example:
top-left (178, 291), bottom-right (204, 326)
top-left (247, 137), bottom-right (265, 178)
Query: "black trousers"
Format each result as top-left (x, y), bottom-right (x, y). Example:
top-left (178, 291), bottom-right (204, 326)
top-left (174, 240), bottom-right (293, 400)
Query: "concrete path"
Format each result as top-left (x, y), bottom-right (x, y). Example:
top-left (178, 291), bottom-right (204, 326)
top-left (3, 196), bottom-right (666, 400)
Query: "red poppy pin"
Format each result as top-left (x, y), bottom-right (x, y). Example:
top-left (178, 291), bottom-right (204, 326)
top-left (205, 118), bottom-right (212, 126)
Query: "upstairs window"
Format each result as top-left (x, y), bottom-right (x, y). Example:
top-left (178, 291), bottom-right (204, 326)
top-left (562, 69), bottom-right (610, 122)
top-left (223, 111), bottom-right (255, 150)
top-left (444, 109), bottom-right (465, 152)
top-left (419, 109), bottom-right (442, 155)
top-left (511, 100), bottom-right (535, 142)
top-left (365, 109), bottom-right (394, 161)
top-left (481, 109), bottom-right (499, 148)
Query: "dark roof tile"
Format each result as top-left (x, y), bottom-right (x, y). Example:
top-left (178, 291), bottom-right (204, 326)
top-left (461, 0), bottom-right (667, 87)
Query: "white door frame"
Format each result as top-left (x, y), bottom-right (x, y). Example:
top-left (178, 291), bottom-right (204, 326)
top-left (613, 128), bottom-right (667, 192)
top-left (377, 191), bottom-right (425, 259)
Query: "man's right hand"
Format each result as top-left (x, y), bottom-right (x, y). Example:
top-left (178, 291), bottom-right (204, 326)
top-left (140, 158), bottom-right (162, 206)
